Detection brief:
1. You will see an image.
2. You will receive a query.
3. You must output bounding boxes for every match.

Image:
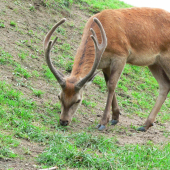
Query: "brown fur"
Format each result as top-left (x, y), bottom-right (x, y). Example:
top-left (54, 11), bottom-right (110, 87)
top-left (46, 7), bottom-right (170, 130)
top-left (71, 7), bottom-right (170, 130)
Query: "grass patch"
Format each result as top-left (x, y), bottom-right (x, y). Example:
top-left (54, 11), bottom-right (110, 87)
top-left (82, 99), bottom-right (97, 108)
top-left (0, 49), bottom-right (15, 65)
top-left (76, 0), bottom-right (132, 12)
top-left (10, 21), bottom-right (17, 27)
top-left (37, 132), bottom-right (170, 169)
top-left (0, 133), bottom-right (19, 159)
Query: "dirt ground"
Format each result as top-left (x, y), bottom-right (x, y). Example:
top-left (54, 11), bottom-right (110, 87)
top-left (0, 0), bottom-right (170, 169)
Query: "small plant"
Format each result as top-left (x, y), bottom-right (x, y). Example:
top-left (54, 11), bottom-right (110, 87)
top-left (30, 54), bottom-right (38, 59)
top-left (28, 29), bottom-right (34, 36)
top-left (0, 49), bottom-right (15, 65)
top-left (32, 89), bottom-right (44, 98)
top-left (42, 65), bottom-right (56, 80)
top-left (93, 75), bottom-right (106, 92)
top-left (29, 5), bottom-right (35, 11)
top-left (14, 64), bottom-right (31, 78)
top-left (65, 61), bottom-right (73, 72)
top-left (0, 20), bottom-right (5, 28)
top-left (10, 21), bottom-right (17, 27)
top-left (82, 100), bottom-right (97, 108)
top-left (32, 70), bottom-right (40, 77)
top-left (57, 27), bottom-right (66, 35)
top-left (18, 50), bottom-right (28, 60)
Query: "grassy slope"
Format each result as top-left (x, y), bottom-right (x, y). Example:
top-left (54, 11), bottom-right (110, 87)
top-left (0, 0), bottom-right (170, 169)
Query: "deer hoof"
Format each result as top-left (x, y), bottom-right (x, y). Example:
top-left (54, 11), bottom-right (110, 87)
top-left (97, 124), bottom-right (106, 131)
top-left (111, 120), bottom-right (119, 125)
top-left (137, 126), bottom-right (146, 132)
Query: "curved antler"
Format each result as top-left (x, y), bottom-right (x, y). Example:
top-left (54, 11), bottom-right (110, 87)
top-left (75, 17), bottom-right (107, 90)
top-left (44, 18), bottom-right (66, 89)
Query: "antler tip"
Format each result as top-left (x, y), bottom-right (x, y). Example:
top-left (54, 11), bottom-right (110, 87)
top-left (62, 18), bottom-right (66, 22)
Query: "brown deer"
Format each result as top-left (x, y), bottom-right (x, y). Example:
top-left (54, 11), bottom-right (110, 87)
top-left (44, 7), bottom-right (170, 131)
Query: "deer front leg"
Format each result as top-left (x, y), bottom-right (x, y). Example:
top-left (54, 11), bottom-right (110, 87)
top-left (98, 58), bottom-right (126, 130)
top-left (111, 93), bottom-right (121, 125)
top-left (103, 68), bottom-right (121, 126)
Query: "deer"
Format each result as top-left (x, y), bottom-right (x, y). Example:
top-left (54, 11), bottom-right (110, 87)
top-left (44, 7), bottom-right (170, 132)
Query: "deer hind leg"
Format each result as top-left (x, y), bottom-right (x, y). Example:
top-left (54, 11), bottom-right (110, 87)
top-left (97, 58), bottom-right (126, 131)
top-left (138, 64), bottom-right (170, 131)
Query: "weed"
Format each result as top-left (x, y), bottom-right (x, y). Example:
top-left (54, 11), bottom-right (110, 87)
top-left (28, 29), bottom-right (34, 36)
top-left (14, 64), bottom-right (31, 78)
top-left (65, 61), bottom-right (73, 72)
top-left (82, 100), bottom-right (97, 108)
top-left (32, 70), bottom-right (40, 77)
top-left (57, 27), bottom-right (66, 35)
top-left (10, 21), bottom-right (17, 27)
top-left (32, 89), bottom-right (44, 98)
top-left (42, 65), bottom-right (56, 81)
top-left (0, 49), bottom-right (15, 65)
top-left (0, 20), bottom-right (5, 28)
top-left (18, 50), bottom-right (28, 60)
top-left (29, 5), bottom-right (35, 11)
top-left (93, 75), bottom-right (106, 92)
top-left (30, 54), bottom-right (38, 59)
top-left (0, 147), bottom-right (17, 159)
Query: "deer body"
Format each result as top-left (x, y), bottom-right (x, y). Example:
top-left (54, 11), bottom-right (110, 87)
top-left (44, 7), bottom-right (170, 131)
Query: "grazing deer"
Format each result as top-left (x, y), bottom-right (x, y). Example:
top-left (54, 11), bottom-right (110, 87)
top-left (44, 7), bottom-right (170, 131)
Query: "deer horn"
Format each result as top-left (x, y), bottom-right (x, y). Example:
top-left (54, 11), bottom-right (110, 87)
top-left (75, 18), bottom-right (107, 90)
top-left (44, 18), bottom-right (66, 89)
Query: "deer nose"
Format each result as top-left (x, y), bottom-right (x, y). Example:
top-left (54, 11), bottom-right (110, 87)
top-left (60, 119), bottom-right (69, 126)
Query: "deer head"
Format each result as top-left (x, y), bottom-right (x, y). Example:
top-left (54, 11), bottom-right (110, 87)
top-left (44, 18), bottom-right (107, 126)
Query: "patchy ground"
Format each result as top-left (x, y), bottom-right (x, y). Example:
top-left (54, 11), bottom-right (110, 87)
top-left (0, 0), bottom-right (170, 169)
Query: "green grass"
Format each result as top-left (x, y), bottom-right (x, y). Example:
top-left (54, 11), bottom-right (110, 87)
top-left (0, 81), bottom-right (61, 139)
top-left (18, 50), bottom-right (28, 60)
top-left (10, 21), bottom-right (17, 27)
top-left (14, 64), bottom-right (32, 78)
top-left (0, 20), bottom-right (5, 28)
top-left (82, 99), bottom-right (97, 108)
top-left (32, 88), bottom-right (44, 98)
top-left (0, 133), bottom-right (19, 159)
top-left (76, 0), bottom-right (132, 12)
top-left (37, 132), bottom-right (170, 169)
top-left (0, 49), bottom-right (16, 66)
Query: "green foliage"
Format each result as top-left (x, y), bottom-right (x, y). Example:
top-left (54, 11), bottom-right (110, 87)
top-left (14, 64), bottom-right (31, 78)
top-left (42, 0), bottom-right (73, 9)
top-left (10, 21), bottom-right (17, 27)
top-left (42, 65), bottom-right (56, 80)
top-left (0, 49), bottom-right (15, 65)
top-left (0, 20), bottom-right (5, 28)
top-left (0, 133), bottom-right (19, 159)
top-left (0, 147), bottom-right (18, 159)
top-left (75, 0), bottom-right (132, 12)
top-left (18, 50), bottom-right (28, 60)
top-left (93, 75), bottom-right (107, 92)
top-left (29, 5), bottom-right (35, 11)
top-left (37, 132), bottom-right (170, 169)
top-left (65, 60), bottom-right (73, 72)
top-left (32, 88), bottom-right (44, 98)
top-left (82, 99), bottom-right (97, 108)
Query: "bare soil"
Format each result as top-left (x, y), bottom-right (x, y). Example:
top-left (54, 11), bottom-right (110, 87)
top-left (0, 0), bottom-right (170, 169)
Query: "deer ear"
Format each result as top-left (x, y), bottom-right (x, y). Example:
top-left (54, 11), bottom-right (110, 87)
top-left (84, 71), bottom-right (100, 88)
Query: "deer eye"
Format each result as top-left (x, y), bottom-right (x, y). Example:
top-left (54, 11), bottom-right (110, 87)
top-left (76, 99), bottom-right (81, 104)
